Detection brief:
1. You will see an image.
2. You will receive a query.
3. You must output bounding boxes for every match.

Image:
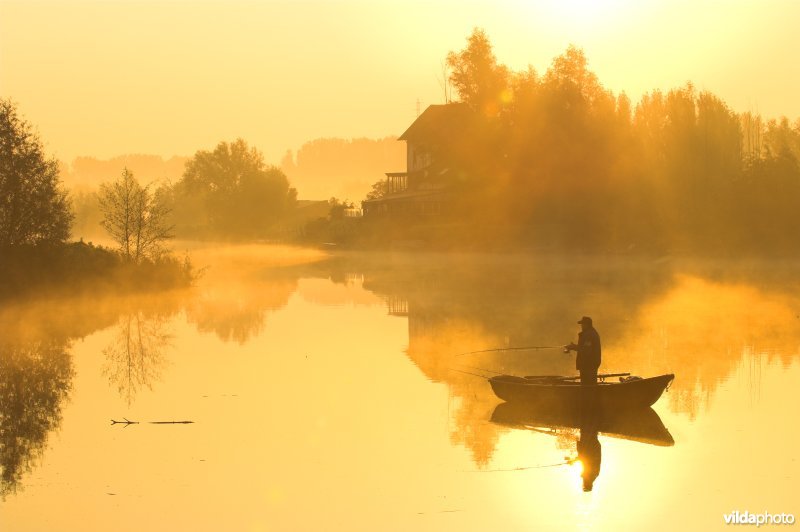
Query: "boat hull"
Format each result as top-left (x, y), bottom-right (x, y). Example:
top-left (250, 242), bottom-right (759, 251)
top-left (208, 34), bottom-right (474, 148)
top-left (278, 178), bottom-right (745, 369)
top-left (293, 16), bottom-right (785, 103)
top-left (488, 374), bottom-right (675, 409)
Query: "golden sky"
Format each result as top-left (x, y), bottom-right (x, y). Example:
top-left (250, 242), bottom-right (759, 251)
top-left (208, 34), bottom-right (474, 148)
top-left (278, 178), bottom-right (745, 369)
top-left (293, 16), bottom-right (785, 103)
top-left (1, 0), bottom-right (798, 165)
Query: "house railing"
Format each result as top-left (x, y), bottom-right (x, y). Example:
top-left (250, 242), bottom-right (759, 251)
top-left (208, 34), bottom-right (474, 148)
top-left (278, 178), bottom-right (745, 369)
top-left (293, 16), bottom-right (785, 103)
top-left (386, 172), bottom-right (408, 193)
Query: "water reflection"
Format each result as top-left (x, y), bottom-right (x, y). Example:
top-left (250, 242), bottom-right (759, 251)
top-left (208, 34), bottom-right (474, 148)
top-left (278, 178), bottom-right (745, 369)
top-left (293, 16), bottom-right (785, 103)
top-left (0, 248), bottom-right (320, 498)
top-left (346, 254), bottom-right (675, 466)
top-left (0, 339), bottom-right (73, 498)
top-left (180, 243), bottom-right (326, 344)
top-left (492, 401), bottom-right (674, 491)
top-left (340, 253), bottom-right (800, 468)
top-left (491, 402), bottom-right (674, 447)
top-left (0, 293), bottom-right (189, 495)
top-left (102, 312), bottom-right (173, 405)
top-left (1, 246), bottom-right (798, 530)
top-left (577, 416), bottom-right (601, 492)
top-left (615, 274), bottom-right (800, 419)
top-left (186, 268), bottom-right (299, 344)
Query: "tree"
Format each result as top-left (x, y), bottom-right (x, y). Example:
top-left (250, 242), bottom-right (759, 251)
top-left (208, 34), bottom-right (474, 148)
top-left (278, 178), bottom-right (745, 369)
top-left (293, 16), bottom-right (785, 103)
top-left (446, 28), bottom-right (510, 116)
top-left (99, 168), bottom-right (173, 262)
top-left (327, 197), bottom-right (354, 220)
top-left (0, 99), bottom-right (72, 247)
top-left (176, 139), bottom-right (297, 237)
top-left (503, 45), bottom-right (620, 198)
top-left (365, 178), bottom-right (389, 201)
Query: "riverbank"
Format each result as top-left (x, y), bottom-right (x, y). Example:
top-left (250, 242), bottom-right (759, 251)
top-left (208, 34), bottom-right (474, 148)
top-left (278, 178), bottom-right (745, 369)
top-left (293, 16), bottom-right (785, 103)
top-left (0, 241), bottom-right (194, 298)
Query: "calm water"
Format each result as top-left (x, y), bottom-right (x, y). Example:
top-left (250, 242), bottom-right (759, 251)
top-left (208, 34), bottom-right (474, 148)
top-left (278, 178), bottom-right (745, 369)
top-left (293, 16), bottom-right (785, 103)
top-left (1, 245), bottom-right (798, 531)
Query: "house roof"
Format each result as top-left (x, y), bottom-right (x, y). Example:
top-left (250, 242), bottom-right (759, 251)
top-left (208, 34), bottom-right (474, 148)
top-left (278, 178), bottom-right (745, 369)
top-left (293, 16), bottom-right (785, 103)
top-left (398, 103), bottom-right (476, 144)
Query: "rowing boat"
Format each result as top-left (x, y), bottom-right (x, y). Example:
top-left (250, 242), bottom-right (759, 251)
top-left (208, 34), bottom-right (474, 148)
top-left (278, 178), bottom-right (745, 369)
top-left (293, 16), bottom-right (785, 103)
top-left (488, 373), bottom-right (675, 409)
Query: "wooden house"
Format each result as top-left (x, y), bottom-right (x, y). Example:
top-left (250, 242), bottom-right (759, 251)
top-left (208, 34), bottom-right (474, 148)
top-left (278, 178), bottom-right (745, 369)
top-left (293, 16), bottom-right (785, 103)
top-left (362, 103), bottom-right (482, 218)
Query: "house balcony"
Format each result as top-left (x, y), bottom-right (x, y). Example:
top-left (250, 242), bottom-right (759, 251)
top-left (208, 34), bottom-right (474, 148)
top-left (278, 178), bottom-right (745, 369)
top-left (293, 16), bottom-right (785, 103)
top-left (386, 172), bottom-right (408, 193)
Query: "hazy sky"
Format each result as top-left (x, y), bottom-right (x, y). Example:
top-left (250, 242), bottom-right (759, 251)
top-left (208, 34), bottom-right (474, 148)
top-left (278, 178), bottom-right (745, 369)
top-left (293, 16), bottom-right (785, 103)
top-left (2, 0), bottom-right (799, 165)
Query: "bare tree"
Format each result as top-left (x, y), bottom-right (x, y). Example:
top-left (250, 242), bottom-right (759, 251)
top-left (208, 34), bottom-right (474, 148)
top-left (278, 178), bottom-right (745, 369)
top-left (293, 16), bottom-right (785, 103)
top-left (99, 168), bottom-right (173, 262)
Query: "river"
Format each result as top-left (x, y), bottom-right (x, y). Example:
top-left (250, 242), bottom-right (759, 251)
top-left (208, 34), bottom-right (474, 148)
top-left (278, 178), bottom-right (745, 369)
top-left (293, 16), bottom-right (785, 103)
top-left (1, 245), bottom-right (798, 531)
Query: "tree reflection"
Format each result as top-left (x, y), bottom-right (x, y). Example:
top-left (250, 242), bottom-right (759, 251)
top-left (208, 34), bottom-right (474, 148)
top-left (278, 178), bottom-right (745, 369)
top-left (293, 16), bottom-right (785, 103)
top-left (613, 273), bottom-right (800, 419)
top-left (102, 312), bottom-right (172, 405)
top-left (0, 339), bottom-right (73, 498)
top-left (186, 276), bottom-right (297, 344)
top-left (0, 291), bottom-right (185, 496)
top-left (356, 254), bottom-right (672, 465)
top-left (187, 294), bottom-right (268, 344)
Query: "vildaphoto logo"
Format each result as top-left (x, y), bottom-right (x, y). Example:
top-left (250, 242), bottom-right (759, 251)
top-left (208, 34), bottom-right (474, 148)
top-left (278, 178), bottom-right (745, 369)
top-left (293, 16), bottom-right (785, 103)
top-left (724, 511), bottom-right (796, 526)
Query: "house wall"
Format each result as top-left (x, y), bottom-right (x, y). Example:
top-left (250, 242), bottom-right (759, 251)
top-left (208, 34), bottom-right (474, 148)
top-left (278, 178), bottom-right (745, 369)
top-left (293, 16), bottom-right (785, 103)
top-left (407, 142), bottom-right (432, 174)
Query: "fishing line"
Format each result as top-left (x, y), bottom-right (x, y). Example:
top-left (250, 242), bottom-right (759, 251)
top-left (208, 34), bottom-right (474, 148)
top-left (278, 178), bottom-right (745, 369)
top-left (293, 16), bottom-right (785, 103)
top-left (449, 368), bottom-right (488, 378)
top-left (454, 345), bottom-right (563, 357)
top-left (463, 459), bottom-right (577, 473)
top-left (458, 364), bottom-right (504, 375)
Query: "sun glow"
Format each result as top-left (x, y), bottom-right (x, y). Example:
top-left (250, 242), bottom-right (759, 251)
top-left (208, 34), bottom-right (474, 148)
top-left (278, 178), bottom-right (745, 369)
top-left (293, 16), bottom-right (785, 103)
top-left (537, 0), bottom-right (638, 31)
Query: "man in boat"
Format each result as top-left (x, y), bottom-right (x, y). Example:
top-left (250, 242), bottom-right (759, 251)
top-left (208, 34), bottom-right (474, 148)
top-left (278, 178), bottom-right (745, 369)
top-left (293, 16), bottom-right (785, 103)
top-left (565, 316), bottom-right (601, 385)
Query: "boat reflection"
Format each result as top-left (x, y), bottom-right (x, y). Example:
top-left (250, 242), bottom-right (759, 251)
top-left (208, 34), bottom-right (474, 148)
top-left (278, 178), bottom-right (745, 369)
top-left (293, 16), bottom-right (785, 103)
top-left (491, 401), bottom-right (673, 491)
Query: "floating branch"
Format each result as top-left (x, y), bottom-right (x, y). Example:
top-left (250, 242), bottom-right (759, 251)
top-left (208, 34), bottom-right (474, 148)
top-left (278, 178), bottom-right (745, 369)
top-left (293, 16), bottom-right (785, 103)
top-left (111, 418), bottom-right (194, 426)
top-left (110, 417), bottom-right (139, 426)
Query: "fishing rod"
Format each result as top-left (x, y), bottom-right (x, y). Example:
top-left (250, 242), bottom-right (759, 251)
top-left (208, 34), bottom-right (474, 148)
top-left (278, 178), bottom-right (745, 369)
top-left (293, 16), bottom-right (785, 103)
top-left (455, 345), bottom-right (564, 357)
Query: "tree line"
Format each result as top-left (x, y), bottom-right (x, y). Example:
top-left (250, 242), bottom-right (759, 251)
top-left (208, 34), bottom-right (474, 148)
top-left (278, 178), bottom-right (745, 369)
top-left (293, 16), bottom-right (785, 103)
top-left (1, 96), bottom-right (306, 296)
top-left (410, 29), bottom-right (800, 254)
top-left (5, 26), bottom-right (800, 262)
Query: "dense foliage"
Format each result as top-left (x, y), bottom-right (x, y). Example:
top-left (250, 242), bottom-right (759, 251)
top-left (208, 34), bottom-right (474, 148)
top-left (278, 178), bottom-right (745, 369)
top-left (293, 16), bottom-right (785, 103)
top-left (0, 99), bottom-right (72, 247)
top-left (172, 139), bottom-right (297, 239)
top-left (428, 29), bottom-right (800, 254)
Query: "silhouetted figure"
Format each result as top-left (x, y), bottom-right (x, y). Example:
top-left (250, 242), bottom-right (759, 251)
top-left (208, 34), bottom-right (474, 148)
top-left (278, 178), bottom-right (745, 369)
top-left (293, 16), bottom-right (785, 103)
top-left (577, 404), bottom-right (602, 491)
top-left (565, 316), bottom-right (602, 385)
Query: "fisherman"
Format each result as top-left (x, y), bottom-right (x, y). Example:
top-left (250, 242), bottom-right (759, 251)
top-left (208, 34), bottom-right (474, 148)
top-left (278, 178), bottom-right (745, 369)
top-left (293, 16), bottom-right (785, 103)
top-left (564, 316), bottom-right (601, 385)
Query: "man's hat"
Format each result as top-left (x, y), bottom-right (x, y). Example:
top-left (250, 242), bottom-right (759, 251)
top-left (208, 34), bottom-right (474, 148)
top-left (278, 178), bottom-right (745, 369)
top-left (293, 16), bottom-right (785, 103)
top-left (577, 316), bottom-right (593, 325)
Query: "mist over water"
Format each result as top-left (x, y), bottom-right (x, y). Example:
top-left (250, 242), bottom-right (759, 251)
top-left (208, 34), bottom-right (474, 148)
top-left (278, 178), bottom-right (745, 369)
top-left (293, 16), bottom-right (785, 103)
top-left (0, 244), bottom-right (797, 530)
